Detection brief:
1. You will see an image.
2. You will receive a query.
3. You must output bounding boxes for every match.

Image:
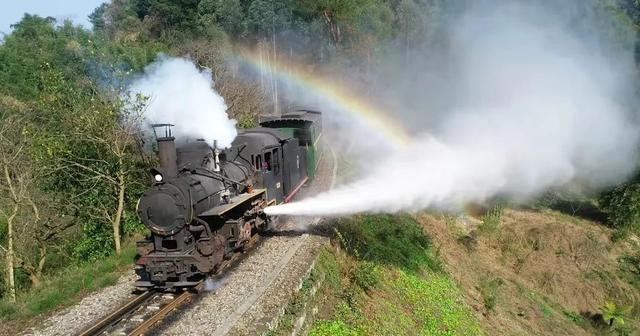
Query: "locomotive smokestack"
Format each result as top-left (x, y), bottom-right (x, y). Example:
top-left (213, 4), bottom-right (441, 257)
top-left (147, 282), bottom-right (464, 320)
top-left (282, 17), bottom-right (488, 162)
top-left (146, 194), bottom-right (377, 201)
top-left (158, 137), bottom-right (178, 178)
top-left (152, 124), bottom-right (178, 178)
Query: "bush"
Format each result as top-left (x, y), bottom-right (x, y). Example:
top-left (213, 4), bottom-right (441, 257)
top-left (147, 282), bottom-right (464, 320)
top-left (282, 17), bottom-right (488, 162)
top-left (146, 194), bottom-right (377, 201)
top-left (334, 214), bottom-right (441, 273)
top-left (599, 181), bottom-right (640, 239)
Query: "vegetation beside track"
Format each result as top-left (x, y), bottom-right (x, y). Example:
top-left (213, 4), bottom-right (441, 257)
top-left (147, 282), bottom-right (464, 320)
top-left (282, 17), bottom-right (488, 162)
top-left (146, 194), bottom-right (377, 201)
top-left (305, 215), bottom-right (482, 336)
top-left (0, 243), bottom-right (135, 333)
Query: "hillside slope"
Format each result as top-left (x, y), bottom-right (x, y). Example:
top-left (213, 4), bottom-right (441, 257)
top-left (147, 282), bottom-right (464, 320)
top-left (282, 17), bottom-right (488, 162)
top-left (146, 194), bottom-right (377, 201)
top-left (418, 209), bottom-right (640, 335)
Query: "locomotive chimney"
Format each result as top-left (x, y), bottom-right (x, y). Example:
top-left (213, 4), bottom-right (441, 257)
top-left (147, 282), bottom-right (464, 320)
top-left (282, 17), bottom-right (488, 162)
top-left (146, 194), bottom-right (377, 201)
top-left (152, 124), bottom-right (178, 178)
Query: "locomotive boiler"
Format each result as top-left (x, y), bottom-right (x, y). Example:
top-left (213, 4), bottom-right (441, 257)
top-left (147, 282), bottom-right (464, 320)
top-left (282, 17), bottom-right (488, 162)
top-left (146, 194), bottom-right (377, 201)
top-left (134, 111), bottom-right (322, 289)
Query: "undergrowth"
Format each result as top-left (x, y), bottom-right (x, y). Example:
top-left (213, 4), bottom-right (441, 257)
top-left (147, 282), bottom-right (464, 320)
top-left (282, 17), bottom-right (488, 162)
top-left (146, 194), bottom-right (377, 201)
top-left (308, 214), bottom-right (482, 336)
top-left (0, 243), bottom-right (136, 328)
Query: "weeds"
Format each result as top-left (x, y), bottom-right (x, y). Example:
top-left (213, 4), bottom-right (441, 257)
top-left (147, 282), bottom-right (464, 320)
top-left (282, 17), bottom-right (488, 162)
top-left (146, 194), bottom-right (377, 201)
top-left (351, 261), bottom-right (379, 292)
top-left (600, 301), bottom-right (632, 328)
top-left (480, 277), bottom-right (504, 311)
top-left (309, 320), bottom-right (359, 336)
top-left (562, 309), bottom-right (584, 324)
top-left (479, 204), bottom-right (504, 234)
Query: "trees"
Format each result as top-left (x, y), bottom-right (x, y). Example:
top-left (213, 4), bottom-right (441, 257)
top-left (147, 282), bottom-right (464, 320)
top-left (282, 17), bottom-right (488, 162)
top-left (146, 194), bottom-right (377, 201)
top-left (0, 103), bottom-right (72, 299)
top-left (0, 113), bottom-right (28, 303)
top-left (247, 0), bottom-right (292, 37)
top-left (197, 0), bottom-right (245, 36)
top-left (0, 14), bottom-right (152, 273)
top-left (31, 65), bottom-right (148, 258)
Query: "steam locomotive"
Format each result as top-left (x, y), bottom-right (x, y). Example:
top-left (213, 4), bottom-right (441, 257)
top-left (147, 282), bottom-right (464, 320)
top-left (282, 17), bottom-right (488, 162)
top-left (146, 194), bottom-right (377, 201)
top-left (134, 110), bottom-right (322, 289)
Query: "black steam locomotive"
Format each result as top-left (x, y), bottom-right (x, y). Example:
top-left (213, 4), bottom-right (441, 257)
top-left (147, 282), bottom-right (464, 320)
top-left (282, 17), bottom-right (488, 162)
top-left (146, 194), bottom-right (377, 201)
top-left (134, 110), bottom-right (322, 289)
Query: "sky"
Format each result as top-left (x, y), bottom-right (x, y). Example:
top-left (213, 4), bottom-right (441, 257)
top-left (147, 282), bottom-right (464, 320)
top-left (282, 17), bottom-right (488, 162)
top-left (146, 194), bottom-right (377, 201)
top-left (0, 0), bottom-right (106, 35)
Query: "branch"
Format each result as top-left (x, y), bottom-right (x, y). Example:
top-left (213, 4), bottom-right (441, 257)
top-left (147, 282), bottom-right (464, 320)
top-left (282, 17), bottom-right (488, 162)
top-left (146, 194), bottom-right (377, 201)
top-left (60, 159), bottom-right (117, 185)
top-left (43, 221), bottom-right (75, 242)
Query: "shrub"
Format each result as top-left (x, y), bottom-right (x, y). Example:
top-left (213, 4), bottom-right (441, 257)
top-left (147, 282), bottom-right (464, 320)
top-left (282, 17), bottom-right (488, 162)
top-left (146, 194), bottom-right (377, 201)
top-left (599, 182), bottom-right (640, 240)
top-left (601, 301), bottom-right (632, 327)
top-left (334, 214), bottom-right (440, 273)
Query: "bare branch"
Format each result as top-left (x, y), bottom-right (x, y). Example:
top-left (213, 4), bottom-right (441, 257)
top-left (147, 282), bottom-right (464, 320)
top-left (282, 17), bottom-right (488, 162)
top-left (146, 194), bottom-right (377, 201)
top-left (60, 159), bottom-right (118, 185)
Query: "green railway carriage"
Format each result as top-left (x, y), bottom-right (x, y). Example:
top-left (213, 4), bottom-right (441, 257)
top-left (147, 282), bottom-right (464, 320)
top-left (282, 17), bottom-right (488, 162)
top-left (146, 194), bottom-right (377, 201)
top-left (259, 110), bottom-right (323, 179)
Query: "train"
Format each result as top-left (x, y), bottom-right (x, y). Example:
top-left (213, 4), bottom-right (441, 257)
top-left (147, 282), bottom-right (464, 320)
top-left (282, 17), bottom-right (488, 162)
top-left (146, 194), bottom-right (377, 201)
top-left (134, 110), bottom-right (322, 289)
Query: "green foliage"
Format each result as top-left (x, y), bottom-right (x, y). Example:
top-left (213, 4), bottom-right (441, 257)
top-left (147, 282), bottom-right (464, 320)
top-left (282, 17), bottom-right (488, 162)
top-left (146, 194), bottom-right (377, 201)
top-left (309, 320), bottom-right (359, 336)
top-left (563, 309), bottom-right (585, 324)
top-left (197, 0), bottom-right (245, 36)
top-left (601, 301), bottom-right (632, 327)
top-left (351, 260), bottom-right (380, 292)
top-left (134, 0), bottom-right (201, 35)
top-left (247, 0), bottom-right (292, 36)
top-left (618, 250), bottom-right (640, 288)
top-left (600, 181), bottom-right (640, 239)
top-left (306, 215), bottom-right (482, 335)
top-left (335, 214), bottom-right (441, 273)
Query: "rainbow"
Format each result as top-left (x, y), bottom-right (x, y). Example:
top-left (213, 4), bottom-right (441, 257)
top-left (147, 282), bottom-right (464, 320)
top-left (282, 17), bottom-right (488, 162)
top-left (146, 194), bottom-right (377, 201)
top-left (232, 49), bottom-right (412, 147)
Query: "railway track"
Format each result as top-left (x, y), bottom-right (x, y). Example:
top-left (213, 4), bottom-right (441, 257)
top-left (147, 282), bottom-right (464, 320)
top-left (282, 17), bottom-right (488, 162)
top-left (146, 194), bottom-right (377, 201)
top-left (76, 233), bottom-right (261, 336)
top-left (76, 288), bottom-right (196, 336)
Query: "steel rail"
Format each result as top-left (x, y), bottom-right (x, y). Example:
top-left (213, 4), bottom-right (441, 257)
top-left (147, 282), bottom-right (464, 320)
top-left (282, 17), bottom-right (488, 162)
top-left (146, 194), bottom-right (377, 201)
top-left (128, 290), bottom-right (194, 336)
top-left (76, 290), bottom-right (156, 336)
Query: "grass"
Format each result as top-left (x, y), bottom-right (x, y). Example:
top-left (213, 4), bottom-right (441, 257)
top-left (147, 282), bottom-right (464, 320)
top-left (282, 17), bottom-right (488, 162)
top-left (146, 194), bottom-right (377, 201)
top-left (0, 243), bottom-right (136, 327)
top-left (479, 204), bottom-right (503, 234)
top-left (333, 214), bottom-right (443, 273)
top-left (479, 278), bottom-right (504, 311)
top-left (307, 214), bottom-right (482, 336)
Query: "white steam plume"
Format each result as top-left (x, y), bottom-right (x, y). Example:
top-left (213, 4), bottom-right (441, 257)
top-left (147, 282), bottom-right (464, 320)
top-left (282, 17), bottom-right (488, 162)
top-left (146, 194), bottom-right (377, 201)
top-left (131, 56), bottom-right (237, 147)
top-left (265, 2), bottom-right (639, 217)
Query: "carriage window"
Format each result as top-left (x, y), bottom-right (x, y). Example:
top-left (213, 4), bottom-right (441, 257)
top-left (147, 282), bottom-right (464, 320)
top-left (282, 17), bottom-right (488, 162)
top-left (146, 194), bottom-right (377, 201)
top-left (251, 155), bottom-right (255, 167)
top-left (255, 155), bottom-right (262, 170)
top-left (273, 148), bottom-right (280, 175)
top-left (264, 152), bottom-right (272, 171)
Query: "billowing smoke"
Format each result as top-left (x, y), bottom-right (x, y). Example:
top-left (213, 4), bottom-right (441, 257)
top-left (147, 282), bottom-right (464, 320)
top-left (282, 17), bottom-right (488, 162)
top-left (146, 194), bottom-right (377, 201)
top-left (265, 1), bottom-right (639, 216)
top-left (131, 56), bottom-right (237, 147)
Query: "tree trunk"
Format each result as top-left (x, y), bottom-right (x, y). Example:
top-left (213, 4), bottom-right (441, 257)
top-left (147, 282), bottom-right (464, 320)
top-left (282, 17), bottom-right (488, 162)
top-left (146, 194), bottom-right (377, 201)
top-left (3, 165), bottom-right (17, 303)
top-left (6, 203), bottom-right (17, 303)
top-left (112, 165), bottom-right (125, 255)
top-left (29, 243), bottom-right (46, 287)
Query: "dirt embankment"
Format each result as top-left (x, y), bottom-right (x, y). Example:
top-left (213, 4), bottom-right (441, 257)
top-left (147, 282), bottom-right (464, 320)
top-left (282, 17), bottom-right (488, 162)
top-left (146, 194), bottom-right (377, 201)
top-left (417, 209), bottom-right (640, 335)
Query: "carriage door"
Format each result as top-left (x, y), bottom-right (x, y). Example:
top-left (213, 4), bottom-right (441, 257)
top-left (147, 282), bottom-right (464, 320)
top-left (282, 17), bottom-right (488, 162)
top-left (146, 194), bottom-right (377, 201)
top-left (262, 148), bottom-right (284, 203)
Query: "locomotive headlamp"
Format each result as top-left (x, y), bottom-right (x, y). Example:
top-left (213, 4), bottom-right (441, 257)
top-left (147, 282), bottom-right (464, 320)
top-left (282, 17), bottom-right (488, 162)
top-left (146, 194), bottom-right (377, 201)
top-left (154, 173), bottom-right (163, 182)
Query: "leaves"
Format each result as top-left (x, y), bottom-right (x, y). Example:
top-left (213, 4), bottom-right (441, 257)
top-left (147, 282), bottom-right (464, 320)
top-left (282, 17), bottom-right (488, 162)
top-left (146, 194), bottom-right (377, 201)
top-left (600, 301), bottom-right (632, 327)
